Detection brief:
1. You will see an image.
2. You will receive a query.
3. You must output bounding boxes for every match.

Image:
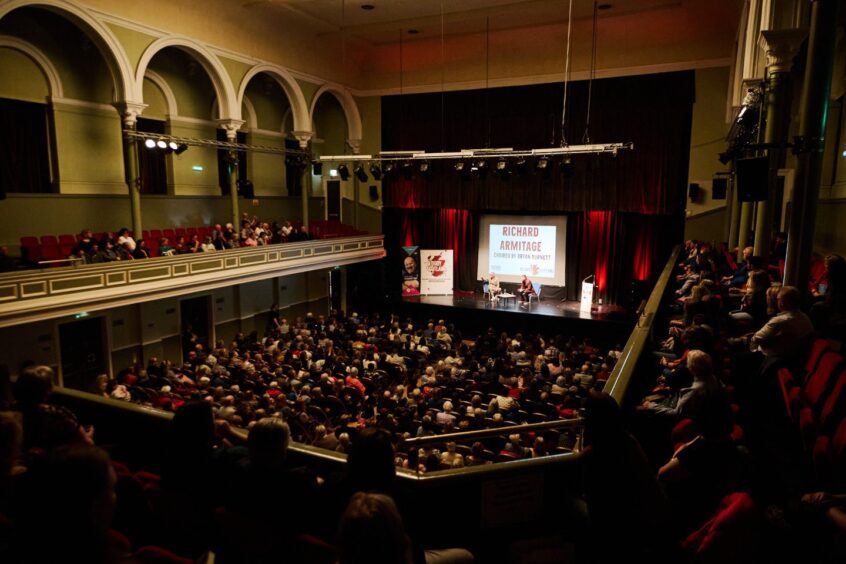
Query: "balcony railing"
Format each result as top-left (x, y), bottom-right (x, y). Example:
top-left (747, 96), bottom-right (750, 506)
top-left (0, 234), bottom-right (384, 328)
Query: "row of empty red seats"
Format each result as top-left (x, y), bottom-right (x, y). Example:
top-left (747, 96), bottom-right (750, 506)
top-left (19, 220), bottom-right (368, 265)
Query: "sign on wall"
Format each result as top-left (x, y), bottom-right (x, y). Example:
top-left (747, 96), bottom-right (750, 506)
top-left (420, 249), bottom-right (454, 295)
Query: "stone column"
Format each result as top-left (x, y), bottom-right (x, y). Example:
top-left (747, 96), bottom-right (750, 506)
top-left (784, 0), bottom-right (839, 288)
top-left (347, 138), bottom-right (362, 229)
top-left (116, 102), bottom-right (147, 237)
top-left (737, 202), bottom-right (753, 260)
top-left (753, 29), bottom-right (806, 260)
top-left (218, 119), bottom-right (245, 230)
top-left (293, 131), bottom-right (313, 229)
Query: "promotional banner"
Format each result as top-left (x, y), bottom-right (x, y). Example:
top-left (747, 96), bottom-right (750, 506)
top-left (401, 246), bottom-right (421, 296)
top-left (420, 249), bottom-right (454, 295)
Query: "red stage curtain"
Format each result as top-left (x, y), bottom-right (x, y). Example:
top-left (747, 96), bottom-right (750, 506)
top-left (382, 71), bottom-right (694, 216)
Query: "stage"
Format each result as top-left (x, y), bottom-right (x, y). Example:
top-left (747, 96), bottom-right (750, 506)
top-left (393, 293), bottom-right (634, 345)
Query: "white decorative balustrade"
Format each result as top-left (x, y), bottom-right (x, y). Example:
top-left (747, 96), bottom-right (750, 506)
top-left (0, 235), bottom-right (384, 328)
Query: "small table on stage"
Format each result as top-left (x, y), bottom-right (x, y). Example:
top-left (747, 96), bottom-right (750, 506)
top-left (497, 292), bottom-right (516, 305)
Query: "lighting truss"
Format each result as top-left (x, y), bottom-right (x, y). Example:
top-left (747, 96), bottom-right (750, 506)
top-left (123, 130), bottom-right (309, 157)
top-left (315, 143), bottom-right (633, 164)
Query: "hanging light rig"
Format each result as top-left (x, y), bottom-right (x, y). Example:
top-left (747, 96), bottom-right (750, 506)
top-left (316, 0), bottom-right (632, 178)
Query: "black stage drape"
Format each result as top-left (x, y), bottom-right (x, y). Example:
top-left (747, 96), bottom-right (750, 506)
top-left (0, 98), bottom-right (51, 194)
top-left (381, 72), bottom-right (694, 304)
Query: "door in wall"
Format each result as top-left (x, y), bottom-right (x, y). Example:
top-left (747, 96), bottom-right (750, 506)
top-left (59, 316), bottom-right (107, 392)
top-left (327, 180), bottom-right (341, 221)
top-left (180, 296), bottom-right (211, 360)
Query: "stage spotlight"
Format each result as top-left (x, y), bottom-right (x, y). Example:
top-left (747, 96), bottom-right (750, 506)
top-left (337, 164), bottom-right (350, 181)
top-left (156, 139), bottom-right (167, 149)
top-left (535, 156), bottom-right (549, 171)
top-left (383, 162), bottom-right (396, 177)
top-left (312, 161), bottom-right (323, 176)
top-left (514, 157), bottom-right (528, 175)
top-left (370, 164), bottom-right (382, 180)
top-left (174, 144), bottom-right (189, 155)
top-left (354, 164), bottom-right (369, 182)
top-left (495, 159), bottom-right (508, 172)
top-left (454, 161), bottom-right (466, 172)
top-left (144, 138), bottom-right (156, 149)
top-left (419, 161), bottom-right (430, 174)
top-left (559, 157), bottom-right (575, 177)
top-left (168, 141), bottom-right (179, 151)
top-left (401, 161), bottom-right (414, 180)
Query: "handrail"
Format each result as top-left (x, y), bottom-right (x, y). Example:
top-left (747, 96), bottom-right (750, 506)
top-left (0, 234), bottom-right (385, 328)
top-left (0, 234), bottom-right (381, 282)
top-left (603, 245), bottom-right (681, 405)
top-left (402, 417), bottom-right (583, 447)
top-left (52, 387), bottom-right (581, 480)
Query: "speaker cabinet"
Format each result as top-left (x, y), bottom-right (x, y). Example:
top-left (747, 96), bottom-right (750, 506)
top-left (736, 156), bottom-right (768, 202)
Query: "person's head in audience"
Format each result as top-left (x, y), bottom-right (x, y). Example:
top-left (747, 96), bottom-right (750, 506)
top-left (337, 492), bottom-right (412, 564)
top-left (22, 445), bottom-right (117, 562)
top-left (584, 390), bottom-right (624, 448)
top-left (747, 269), bottom-right (770, 294)
top-left (13, 364), bottom-right (54, 409)
top-left (686, 350), bottom-right (713, 382)
top-left (741, 246), bottom-right (753, 263)
top-left (248, 417), bottom-right (290, 469)
top-left (346, 427), bottom-right (395, 492)
top-left (777, 286), bottom-right (801, 312)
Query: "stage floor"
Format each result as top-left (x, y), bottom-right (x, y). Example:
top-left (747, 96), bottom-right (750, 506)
top-left (403, 293), bottom-right (628, 320)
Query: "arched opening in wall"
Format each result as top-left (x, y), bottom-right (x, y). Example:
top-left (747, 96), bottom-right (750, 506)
top-left (142, 47), bottom-right (222, 197)
top-left (0, 7), bottom-right (121, 196)
top-left (312, 92), bottom-right (350, 220)
top-left (239, 72), bottom-right (295, 198)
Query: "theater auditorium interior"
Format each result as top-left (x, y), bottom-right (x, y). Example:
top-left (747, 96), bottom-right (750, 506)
top-left (0, 0), bottom-right (845, 562)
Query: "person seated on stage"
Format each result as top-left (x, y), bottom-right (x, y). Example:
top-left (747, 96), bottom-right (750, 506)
top-left (488, 272), bottom-right (502, 301)
top-left (518, 274), bottom-right (537, 302)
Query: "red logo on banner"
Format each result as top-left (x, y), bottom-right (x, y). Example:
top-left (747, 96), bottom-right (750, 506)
top-left (427, 254), bottom-right (446, 277)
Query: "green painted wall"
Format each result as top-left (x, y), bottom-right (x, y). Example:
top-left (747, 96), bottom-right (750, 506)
top-left (0, 194), bottom-right (326, 250)
top-left (105, 23), bottom-right (157, 71)
top-left (52, 103), bottom-right (125, 195)
top-left (142, 77), bottom-right (169, 119)
top-left (147, 48), bottom-right (215, 119)
top-left (0, 9), bottom-right (113, 104)
top-left (0, 47), bottom-right (50, 101)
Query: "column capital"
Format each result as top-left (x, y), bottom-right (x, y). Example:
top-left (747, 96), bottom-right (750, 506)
top-left (346, 138), bottom-right (362, 155)
top-left (217, 119), bottom-right (246, 140)
top-left (114, 101), bottom-right (148, 128)
top-left (291, 131), bottom-right (314, 149)
top-left (759, 28), bottom-right (807, 74)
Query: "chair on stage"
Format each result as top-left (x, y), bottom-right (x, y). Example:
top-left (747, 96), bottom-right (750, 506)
top-left (527, 282), bottom-right (542, 304)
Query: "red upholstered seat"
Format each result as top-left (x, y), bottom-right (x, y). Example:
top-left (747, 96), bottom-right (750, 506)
top-left (174, 228), bottom-right (186, 237)
top-left (162, 229), bottom-right (175, 239)
top-left (805, 339), bottom-right (833, 379)
top-left (150, 229), bottom-right (163, 239)
top-left (40, 235), bottom-right (58, 246)
top-left (682, 492), bottom-right (759, 563)
top-left (804, 352), bottom-right (844, 410)
top-left (58, 234), bottom-right (76, 245)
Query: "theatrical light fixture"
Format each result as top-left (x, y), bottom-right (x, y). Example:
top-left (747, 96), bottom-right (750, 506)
top-left (312, 161), bottom-right (323, 176)
top-left (418, 161), bottom-right (430, 174)
top-left (354, 164), bottom-right (369, 182)
top-left (560, 157), bottom-right (575, 177)
top-left (383, 162), bottom-right (396, 176)
top-left (168, 141), bottom-right (179, 151)
top-left (369, 164), bottom-right (382, 180)
top-left (454, 162), bottom-right (465, 172)
top-left (401, 161), bottom-right (414, 180)
top-left (144, 139), bottom-right (156, 149)
top-left (156, 139), bottom-right (167, 149)
top-left (495, 159), bottom-right (508, 171)
top-left (514, 157), bottom-right (528, 175)
top-left (329, 169), bottom-right (339, 178)
top-left (174, 143), bottom-right (189, 155)
top-left (337, 164), bottom-right (350, 181)
top-left (536, 156), bottom-right (549, 170)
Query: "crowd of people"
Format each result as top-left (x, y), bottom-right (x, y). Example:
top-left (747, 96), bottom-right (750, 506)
top-left (100, 309), bottom-right (618, 470)
top-left (0, 309), bottom-right (622, 562)
top-left (67, 214), bottom-right (312, 265)
top-left (592, 238), bottom-right (846, 562)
